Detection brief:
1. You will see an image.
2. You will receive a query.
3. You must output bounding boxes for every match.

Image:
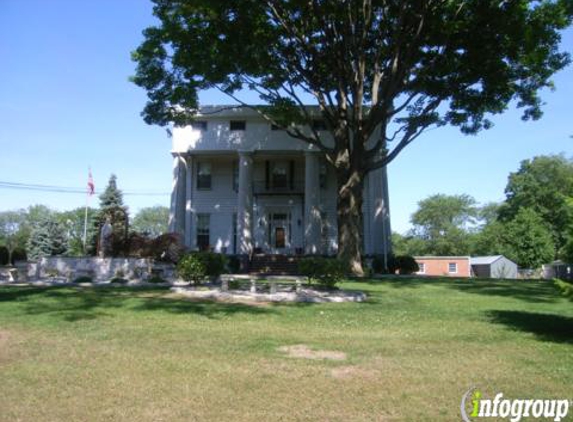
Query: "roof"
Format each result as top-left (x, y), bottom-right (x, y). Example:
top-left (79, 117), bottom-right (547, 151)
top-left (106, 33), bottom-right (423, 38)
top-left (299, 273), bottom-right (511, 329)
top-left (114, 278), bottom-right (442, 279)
top-left (470, 256), bottom-right (504, 265)
top-left (413, 256), bottom-right (470, 260)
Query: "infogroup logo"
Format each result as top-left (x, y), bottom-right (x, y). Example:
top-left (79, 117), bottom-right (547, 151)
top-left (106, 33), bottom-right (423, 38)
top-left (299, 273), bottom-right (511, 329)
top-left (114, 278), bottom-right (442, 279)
top-left (461, 387), bottom-right (570, 422)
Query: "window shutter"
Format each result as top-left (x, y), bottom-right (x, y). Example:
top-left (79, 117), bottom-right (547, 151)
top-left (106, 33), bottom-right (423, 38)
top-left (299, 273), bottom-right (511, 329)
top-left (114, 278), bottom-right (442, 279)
top-left (289, 160), bottom-right (294, 190)
top-left (265, 161), bottom-right (270, 190)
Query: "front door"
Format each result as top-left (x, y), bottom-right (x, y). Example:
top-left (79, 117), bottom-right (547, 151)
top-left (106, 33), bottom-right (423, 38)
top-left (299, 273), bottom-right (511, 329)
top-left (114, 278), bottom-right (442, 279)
top-left (269, 212), bottom-right (290, 253)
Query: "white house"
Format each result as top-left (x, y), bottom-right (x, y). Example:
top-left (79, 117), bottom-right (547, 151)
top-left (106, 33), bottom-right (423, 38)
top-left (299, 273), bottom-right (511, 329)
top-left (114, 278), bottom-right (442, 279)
top-left (168, 106), bottom-right (391, 259)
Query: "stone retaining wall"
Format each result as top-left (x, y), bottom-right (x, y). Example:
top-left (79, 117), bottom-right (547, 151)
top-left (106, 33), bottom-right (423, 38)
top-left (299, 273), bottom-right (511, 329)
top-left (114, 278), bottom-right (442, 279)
top-left (12, 257), bottom-right (176, 282)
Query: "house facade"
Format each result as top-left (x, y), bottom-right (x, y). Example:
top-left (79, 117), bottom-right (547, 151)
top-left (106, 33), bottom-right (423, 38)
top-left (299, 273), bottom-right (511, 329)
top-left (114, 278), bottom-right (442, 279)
top-left (414, 256), bottom-right (472, 277)
top-left (168, 106), bottom-right (391, 258)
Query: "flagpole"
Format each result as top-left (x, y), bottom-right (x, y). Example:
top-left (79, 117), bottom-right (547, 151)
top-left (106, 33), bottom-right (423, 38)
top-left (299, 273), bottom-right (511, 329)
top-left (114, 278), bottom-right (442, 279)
top-left (84, 168), bottom-right (94, 255)
top-left (83, 193), bottom-right (89, 255)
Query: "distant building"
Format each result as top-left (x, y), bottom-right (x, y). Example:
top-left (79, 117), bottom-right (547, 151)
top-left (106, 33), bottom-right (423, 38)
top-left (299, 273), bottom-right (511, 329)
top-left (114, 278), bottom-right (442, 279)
top-left (413, 256), bottom-right (472, 277)
top-left (543, 261), bottom-right (573, 281)
top-left (470, 255), bottom-right (518, 279)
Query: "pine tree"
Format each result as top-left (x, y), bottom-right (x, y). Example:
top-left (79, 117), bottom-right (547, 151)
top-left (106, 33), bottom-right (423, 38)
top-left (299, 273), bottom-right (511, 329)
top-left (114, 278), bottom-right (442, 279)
top-left (27, 218), bottom-right (68, 260)
top-left (93, 174), bottom-right (129, 256)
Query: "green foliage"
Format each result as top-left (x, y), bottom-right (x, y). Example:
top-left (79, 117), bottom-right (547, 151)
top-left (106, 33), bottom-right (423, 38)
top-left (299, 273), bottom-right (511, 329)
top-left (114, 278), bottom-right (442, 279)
top-left (500, 154), bottom-right (573, 256)
top-left (553, 278), bottom-right (573, 301)
top-left (73, 276), bottom-right (93, 284)
top-left (501, 208), bottom-right (555, 268)
top-left (409, 194), bottom-right (477, 256)
top-left (177, 252), bottom-right (226, 283)
top-left (0, 210), bottom-right (28, 265)
top-left (26, 217), bottom-right (68, 260)
top-left (57, 207), bottom-right (98, 256)
top-left (110, 278), bottom-right (128, 284)
top-left (94, 174), bottom-right (129, 257)
top-left (388, 255), bottom-right (420, 275)
top-left (177, 254), bottom-right (207, 283)
top-left (298, 257), bottom-right (346, 288)
top-left (147, 276), bottom-right (167, 284)
top-left (131, 206), bottom-right (169, 238)
top-left (226, 255), bottom-right (241, 274)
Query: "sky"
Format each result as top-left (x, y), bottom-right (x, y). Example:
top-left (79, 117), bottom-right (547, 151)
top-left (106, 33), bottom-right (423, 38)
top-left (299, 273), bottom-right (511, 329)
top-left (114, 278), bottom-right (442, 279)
top-left (0, 0), bottom-right (571, 234)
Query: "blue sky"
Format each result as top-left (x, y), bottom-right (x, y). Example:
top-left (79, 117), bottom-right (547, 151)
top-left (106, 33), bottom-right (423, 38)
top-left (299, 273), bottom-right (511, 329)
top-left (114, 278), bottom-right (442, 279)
top-left (0, 0), bottom-right (571, 234)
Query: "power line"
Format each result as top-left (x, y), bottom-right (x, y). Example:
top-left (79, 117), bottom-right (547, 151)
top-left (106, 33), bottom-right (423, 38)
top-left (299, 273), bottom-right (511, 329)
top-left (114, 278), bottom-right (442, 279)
top-left (0, 181), bottom-right (169, 196)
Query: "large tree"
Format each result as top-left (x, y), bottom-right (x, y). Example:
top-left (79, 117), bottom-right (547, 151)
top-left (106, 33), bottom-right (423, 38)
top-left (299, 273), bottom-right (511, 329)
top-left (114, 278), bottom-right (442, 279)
top-left (500, 154), bottom-right (573, 257)
top-left (132, 0), bottom-right (572, 274)
top-left (0, 210), bottom-right (27, 265)
top-left (131, 206), bottom-right (170, 238)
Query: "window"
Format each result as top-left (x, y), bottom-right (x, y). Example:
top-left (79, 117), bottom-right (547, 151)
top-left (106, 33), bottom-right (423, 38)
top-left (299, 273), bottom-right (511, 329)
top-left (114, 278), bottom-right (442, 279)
top-left (230, 120), bottom-right (246, 131)
top-left (191, 121), bottom-right (207, 131)
top-left (271, 162), bottom-right (288, 189)
top-left (232, 161), bottom-right (239, 192)
top-left (418, 263), bottom-right (425, 274)
top-left (197, 162), bottom-right (212, 190)
top-left (319, 162), bottom-right (328, 189)
top-left (197, 214), bottom-right (210, 251)
top-left (312, 120), bottom-right (327, 131)
top-left (448, 262), bottom-right (457, 273)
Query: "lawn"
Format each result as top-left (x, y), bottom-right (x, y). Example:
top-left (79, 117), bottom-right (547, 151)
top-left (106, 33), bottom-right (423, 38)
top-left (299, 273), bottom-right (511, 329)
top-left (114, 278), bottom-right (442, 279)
top-left (0, 278), bottom-right (571, 421)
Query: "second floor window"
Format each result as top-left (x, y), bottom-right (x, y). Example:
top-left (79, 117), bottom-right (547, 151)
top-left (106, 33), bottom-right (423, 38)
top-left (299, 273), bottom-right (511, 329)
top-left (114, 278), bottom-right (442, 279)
top-left (191, 121), bottom-right (207, 131)
top-left (197, 162), bottom-right (212, 190)
top-left (271, 162), bottom-right (288, 188)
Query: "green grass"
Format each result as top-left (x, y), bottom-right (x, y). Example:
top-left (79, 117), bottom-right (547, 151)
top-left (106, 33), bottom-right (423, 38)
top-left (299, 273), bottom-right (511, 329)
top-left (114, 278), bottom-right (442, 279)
top-left (0, 278), bottom-right (571, 421)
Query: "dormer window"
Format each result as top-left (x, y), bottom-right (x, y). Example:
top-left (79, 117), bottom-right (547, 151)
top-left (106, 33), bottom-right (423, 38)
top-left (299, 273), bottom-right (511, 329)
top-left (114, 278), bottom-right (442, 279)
top-left (230, 120), bottom-right (246, 131)
top-left (191, 121), bottom-right (207, 131)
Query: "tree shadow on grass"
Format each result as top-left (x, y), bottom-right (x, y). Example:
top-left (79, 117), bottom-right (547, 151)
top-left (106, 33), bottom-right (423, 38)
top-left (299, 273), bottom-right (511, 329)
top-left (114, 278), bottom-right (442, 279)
top-left (133, 296), bottom-right (276, 319)
top-left (487, 310), bottom-right (573, 344)
top-left (361, 277), bottom-right (561, 304)
top-left (0, 286), bottom-right (277, 322)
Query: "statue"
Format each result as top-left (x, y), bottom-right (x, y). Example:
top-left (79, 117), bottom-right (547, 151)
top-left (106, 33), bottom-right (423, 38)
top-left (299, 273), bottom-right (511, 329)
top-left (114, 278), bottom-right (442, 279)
top-left (99, 218), bottom-right (113, 258)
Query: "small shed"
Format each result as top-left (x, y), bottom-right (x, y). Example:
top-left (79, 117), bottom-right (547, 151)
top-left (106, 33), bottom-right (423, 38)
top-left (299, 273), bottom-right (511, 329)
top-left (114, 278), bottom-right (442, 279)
top-left (470, 255), bottom-right (518, 279)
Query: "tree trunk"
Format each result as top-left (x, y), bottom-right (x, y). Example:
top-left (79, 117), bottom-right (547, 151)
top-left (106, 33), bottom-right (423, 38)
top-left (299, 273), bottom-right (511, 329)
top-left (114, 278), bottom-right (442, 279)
top-left (336, 169), bottom-right (365, 276)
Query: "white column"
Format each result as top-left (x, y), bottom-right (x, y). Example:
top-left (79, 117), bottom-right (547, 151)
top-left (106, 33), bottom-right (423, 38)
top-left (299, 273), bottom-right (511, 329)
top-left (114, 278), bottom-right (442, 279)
top-left (237, 151), bottom-right (253, 256)
top-left (304, 151), bottom-right (321, 254)
top-left (368, 165), bottom-right (392, 257)
top-left (168, 154), bottom-right (186, 237)
top-left (184, 155), bottom-right (193, 248)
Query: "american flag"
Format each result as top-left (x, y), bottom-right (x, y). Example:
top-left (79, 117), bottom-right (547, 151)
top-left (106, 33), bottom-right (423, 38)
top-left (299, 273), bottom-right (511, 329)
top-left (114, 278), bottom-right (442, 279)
top-left (87, 168), bottom-right (95, 196)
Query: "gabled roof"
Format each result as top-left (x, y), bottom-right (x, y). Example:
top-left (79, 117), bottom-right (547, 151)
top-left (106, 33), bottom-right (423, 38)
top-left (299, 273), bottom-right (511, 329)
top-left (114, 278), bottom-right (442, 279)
top-left (470, 256), bottom-right (504, 265)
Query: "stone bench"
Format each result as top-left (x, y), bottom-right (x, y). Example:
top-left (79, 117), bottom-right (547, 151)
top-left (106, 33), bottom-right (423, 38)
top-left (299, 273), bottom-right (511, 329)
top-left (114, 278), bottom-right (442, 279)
top-left (219, 274), bottom-right (306, 293)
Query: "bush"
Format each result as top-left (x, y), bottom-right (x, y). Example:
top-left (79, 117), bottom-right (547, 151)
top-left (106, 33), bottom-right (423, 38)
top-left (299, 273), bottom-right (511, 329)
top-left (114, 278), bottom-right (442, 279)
top-left (110, 277), bottom-right (128, 284)
top-left (388, 255), bottom-right (419, 275)
top-left (147, 276), bottom-right (167, 284)
top-left (371, 254), bottom-right (392, 274)
top-left (127, 232), bottom-right (186, 263)
top-left (73, 276), bottom-right (93, 283)
top-left (177, 254), bottom-right (207, 283)
top-left (0, 247), bottom-right (8, 266)
top-left (226, 255), bottom-right (241, 273)
top-left (177, 252), bottom-right (226, 283)
top-left (298, 257), bottom-right (347, 288)
top-left (554, 278), bottom-right (573, 301)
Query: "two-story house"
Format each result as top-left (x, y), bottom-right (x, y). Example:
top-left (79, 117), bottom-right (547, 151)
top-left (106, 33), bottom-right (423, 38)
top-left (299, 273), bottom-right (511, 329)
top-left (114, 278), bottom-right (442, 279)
top-left (168, 106), bottom-right (391, 260)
